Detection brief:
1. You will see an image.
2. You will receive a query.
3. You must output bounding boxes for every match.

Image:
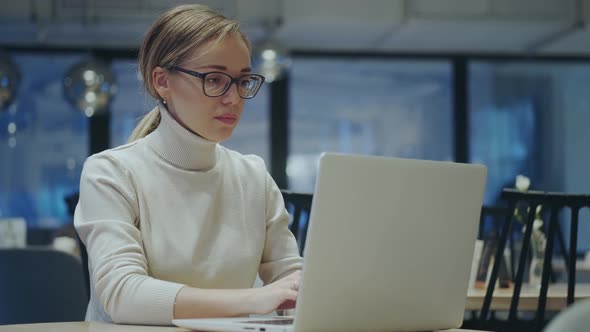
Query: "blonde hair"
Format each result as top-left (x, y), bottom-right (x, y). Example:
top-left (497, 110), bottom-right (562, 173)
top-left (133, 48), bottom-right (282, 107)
top-left (128, 4), bottom-right (251, 142)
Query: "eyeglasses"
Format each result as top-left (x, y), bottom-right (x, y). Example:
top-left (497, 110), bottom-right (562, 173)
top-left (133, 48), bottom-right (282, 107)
top-left (169, 66), bottom-right (265, 99)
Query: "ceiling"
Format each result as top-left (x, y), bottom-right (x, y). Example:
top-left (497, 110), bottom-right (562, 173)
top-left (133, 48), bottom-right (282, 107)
top-left (0, 0), bottom-right (589, 55)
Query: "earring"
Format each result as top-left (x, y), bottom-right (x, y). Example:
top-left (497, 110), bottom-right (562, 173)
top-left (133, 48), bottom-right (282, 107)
top-left (162, 99), bottom-right (167, 105)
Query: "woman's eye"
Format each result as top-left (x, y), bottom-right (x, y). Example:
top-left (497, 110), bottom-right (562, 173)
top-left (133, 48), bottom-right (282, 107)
top-left (207, 77), bottom-right (221, 85)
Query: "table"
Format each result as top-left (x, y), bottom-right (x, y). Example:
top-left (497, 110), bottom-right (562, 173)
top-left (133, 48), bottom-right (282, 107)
top-left (0, 322), bottom-right (184, 332)
top-left (0, 321), bottom-right (489, 332)
top-left (466, 283), bottom-right (590, 311)
top-left (552, 258), bottom-right (590, 273)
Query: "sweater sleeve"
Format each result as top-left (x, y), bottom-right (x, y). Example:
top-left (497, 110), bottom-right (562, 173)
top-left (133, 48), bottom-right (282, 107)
top-left (74, 153), bottom-right (184, 325)
top-left (258, 172), bottom-right (304, 284)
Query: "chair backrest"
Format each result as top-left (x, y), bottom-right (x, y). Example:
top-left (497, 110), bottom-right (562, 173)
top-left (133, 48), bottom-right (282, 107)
top-left (280, 190), bottom-right (313, 256)
top-left (477, 206), bottom-right (513, 289)
top-left (77, 236), bottom-right (90, 300)
top-left (479, 188), bottom-right (590, 331)
top-left (0, 247), bottom-right (88, 324)
top-left (64, 192), bottom-right (90, 300)
top-left (479, 206), bottom-right (511, 240)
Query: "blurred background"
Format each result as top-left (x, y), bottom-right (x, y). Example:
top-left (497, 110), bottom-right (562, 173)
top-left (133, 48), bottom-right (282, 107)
top-left (0, 0), bottom-right (590, 250)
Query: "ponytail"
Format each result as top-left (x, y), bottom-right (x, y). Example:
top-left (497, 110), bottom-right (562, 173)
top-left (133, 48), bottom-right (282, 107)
top-left (127, 107), bottom-right (161, 143)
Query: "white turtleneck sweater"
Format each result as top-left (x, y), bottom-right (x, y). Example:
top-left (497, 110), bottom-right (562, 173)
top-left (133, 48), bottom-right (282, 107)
top-left (74, 106), bottom-right (303, 325)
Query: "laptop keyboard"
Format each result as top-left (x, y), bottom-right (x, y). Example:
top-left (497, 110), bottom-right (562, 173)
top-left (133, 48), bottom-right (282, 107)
top-left (241, 318), bottom-right (294, 325)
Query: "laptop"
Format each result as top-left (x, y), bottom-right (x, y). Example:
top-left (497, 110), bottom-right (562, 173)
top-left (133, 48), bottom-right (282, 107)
top-left (173, 153), bottom-right (487, 332)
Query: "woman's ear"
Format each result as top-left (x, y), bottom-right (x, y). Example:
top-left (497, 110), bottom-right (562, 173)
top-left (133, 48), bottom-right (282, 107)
top-left (152, 67), bottom-right (170, 101)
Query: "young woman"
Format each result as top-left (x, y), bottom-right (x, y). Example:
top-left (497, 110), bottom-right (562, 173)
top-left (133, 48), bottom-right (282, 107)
top-left (74, 4), bottom-right (302, 325)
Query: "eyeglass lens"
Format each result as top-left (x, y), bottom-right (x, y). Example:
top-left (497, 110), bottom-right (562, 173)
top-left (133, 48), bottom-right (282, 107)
top-left (203, 73), bottom-right (263, 98)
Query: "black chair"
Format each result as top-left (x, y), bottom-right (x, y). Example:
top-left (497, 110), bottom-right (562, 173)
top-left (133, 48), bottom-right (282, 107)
top-left (77, 237), bottom-right (90, 301)
top-left (280, 190), bottom-right (313, 256)
top-left (64, 192), bottom-right (90, 300)
top-left (0, 248), bottom-right (88, 324)
top-left (462, 206), bottom-right (511, 327)
top-left (479, 206), bottom-right (510, 240)
top-left (478, 188), bottom-right (590, 332)
top-left (478, 206), bottom-right (516, 281)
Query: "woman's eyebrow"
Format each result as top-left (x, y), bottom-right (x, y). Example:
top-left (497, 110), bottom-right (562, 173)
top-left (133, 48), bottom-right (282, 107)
top-left (199, 64), bottom-right (252, 72)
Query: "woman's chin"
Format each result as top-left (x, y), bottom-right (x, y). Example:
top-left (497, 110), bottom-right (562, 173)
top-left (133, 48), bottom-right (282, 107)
top-left (211, 129), bottom-right (236, 143)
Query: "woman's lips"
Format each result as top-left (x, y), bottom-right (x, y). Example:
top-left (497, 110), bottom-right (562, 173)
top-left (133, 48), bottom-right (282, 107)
top-left (214, 115), bottom-right (238, 125)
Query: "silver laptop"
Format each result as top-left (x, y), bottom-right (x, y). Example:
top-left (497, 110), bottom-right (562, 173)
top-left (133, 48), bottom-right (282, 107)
top-left (173, 153), bottom-right (487, 332)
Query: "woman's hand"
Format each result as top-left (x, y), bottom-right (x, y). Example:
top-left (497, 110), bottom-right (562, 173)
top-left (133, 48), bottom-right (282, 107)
top-left (249, 270), bottom-right (301, 315)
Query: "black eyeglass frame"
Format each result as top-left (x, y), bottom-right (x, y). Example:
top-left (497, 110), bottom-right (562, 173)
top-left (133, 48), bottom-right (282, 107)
top-left (169, 66), bottom-right (265, 99)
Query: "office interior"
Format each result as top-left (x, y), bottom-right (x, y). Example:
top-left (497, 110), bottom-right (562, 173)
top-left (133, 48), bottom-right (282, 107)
top-left (1, 0), bottom-right (590, 331)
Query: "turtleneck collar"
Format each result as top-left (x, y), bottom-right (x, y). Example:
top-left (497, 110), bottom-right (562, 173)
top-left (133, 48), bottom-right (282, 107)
top-left (144, 104), bottom-right (218, 171)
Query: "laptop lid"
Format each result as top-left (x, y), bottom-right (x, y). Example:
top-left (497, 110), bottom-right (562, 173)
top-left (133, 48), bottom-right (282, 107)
top-left (173, 153), bottom-right (487, 332)
top-left (292, 153), bottom-right (487, 332)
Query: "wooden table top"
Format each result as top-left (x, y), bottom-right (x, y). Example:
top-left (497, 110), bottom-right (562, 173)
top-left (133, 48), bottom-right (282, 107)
top-left (0, 321), bottom-right (489, 332)
top-left (0, 322), bottom-right (184, 332)
top-left (466, 283), bottom-right (590, 311)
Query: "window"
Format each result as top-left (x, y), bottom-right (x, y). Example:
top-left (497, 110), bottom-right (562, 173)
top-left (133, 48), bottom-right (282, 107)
top-left (470, 62), bottom-right (590, 251)
top-left (110, 59), bottom-right (153, 147)
top-left (288, 58), bottom-right (453, 192)
top-left (0, 53), bottom-right (88, 227)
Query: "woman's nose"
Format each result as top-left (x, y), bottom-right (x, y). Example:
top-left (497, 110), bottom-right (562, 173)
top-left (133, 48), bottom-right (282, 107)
top-left (221, 83), bottom-right (241, 104)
